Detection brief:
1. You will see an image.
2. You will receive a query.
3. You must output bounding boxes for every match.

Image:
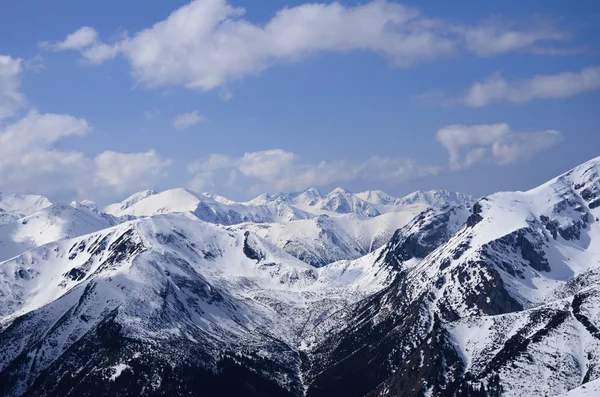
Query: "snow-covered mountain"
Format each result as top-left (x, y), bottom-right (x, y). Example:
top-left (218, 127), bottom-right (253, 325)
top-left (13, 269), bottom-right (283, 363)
top-left (105, 187), bottom-right (315, 224)
top-left (0, 213), bottom-right (396, 396)
top-left (103, 187), bottom-right (472, 267)
top-left (106, 187), bottom-right (474, 222)
top-left (0, 203), bottom-right (117, 262)
top-left (304, 156), bottom-right (600, 397)
top-left (228, 211), bottom-right (424, 267)
top-left (355, 189), bottom-right (473, 208)
top-left (0, 193), bottom-right (53, 219)
top-left (1, 158), bottom-right (599, 396)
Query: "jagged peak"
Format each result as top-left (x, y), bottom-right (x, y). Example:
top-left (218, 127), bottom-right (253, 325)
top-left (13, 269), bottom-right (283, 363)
top-left (302, 187), bottom-right (323, 197)
top-left (528, 155), bottom-right (600, 195)
top-left (328, 187), bottom-right (351, 196)
top-left (0, 192), bottom-right (53, 216)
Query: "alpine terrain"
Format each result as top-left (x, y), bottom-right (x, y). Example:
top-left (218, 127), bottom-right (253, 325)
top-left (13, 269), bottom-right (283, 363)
top-left (0, 157), bottom-right (599, 397)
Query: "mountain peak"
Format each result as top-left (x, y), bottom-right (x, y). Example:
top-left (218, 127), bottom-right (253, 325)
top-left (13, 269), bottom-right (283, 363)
top-left (0, 192), bottom-right (53, 217)
top-left (247, 192), bottom-right (272, 205)
top-left (355, 190), bottom-right (398, 205)
top-left (302, 187), bottom-right (322, 197)
top-left (399, 189), bottom-right (475, 208)
top-left (329, 187), bottom-right (350, 195)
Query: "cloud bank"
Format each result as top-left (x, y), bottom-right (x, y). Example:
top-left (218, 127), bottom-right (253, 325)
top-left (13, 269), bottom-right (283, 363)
top-left (436, 123), bottom-right (563, 170)
top-left (188, 149), bottom-right (439, 195)
top-left (44, 0), bottom-right (569, 91)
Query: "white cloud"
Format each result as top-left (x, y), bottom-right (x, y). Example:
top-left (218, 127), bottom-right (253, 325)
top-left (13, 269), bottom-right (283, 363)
top-left (436, 123), bottom-right (562, 169)
top-left (0, 55), bottom-right (26, 120)
top-left (41, 26), bottom-right (120, 64)
top-left (118, 0), bottom-right (457, 90)
top-left (0, 54), bottom-right (171, 200)
top-left (238, 149), bottom-right (297, 180)
top-left (94, 150), bottom-right (171, 194)
top-left (0, 111), bottom-right (92, 196)
top-left (188, 149), bottom-right (438, 195)
top-left (0, 110), bottom-right (90, 150)
top-left (43, 1), bottom-right (568, 92)
top-left (491, 130), bottom-right (563, 165)
top-left (0, 110), bottom-right (172, 199)
top-left (464, 66), bottom-right (600, 107)
top-left (80, 42), bottom-right (121, 64)
top-left (44, 26), bottom-right (99, 50)
top-left (459, 18), bottom-right (568, 57)
top-left (172, 110), bottom-right (204, 129)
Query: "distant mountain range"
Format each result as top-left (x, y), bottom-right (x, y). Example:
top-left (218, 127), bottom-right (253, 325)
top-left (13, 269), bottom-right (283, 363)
top-left (0, 158), bottom-right (599, 396)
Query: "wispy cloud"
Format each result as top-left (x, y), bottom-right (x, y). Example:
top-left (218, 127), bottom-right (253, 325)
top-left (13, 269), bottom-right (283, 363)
top-left (528, 46), bottom-right (593, 56)
top-left (463, 66), bottom-right (600, 107)
top-left (457, 17), bottom-right (570, 57)
top-left (188, 149), bottom-right (439, 195)
top-left (172, 110), bottom-right (205, 129)
top-left (0, 55), bottom-right (26, 120)
top-left (436, 123), bottom-right (562, 170)
top-left (417, 65), bottom-right (600, 108)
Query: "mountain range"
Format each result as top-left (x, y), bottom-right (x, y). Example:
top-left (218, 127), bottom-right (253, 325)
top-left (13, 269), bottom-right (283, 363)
top-left (0, 158), bottom-right (599, 396)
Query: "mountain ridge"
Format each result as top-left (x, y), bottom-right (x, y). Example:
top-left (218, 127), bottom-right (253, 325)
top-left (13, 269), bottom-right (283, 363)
top-left (0, 157), bottom-right (599, 396)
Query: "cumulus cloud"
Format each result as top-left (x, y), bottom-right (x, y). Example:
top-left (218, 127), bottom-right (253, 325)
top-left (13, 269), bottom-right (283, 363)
top-left (172, 110), bottom-right (205, 129)
top-left (0, 111), bottom-right (92, 196)
top-left (463, 66), bottom-right (600, 107)
top-left (0, 53), bottom-right (170, 200)
top-left (95, 150), bottom-right (171, 194)
top-left (43, 0), bottom-right (569, 91)
top-left (0, 111), bottom-right (171, 199)
top-left (188, 149), bottom-right (438, 195)
top-left (0, 55), bottom-right (26, 120)
top-left (436, 123), bottom-right (562, 170)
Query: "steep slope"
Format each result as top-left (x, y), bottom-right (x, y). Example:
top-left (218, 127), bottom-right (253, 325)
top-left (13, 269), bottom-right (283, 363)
top-left (229, 211), bottom-right (425, 267)
top-left (105, 187), bottom-right (469, 267)
top-left (355, 189), bottom-right (474, 209)
top-left (105, 188), bottom-right (314, 224)
top-left (302, 156), bottom-right (600, 397)
top-left (0, 193), bottom-right (53, 218)
top-left (103, 190), bottom-right (157, 216)
top-left (107, 187), bottom-right (472, 224)
top-left (315, 188), bottom-right (381, 217)
top-left (0, 204), bottom-right (116, 262)
top-left (0, 209), bottom-right (20, 226)
top-left (2, 158), bottom-right (598, 396)
top-left (554, 378), bottom-right (600, 396)
top-left (395, 189), bottom-right (475, 208)
top-left (0, 214), bottom-right (396, 396)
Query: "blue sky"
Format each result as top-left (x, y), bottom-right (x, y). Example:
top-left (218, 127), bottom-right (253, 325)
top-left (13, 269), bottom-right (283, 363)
top-left (0, 0), bottom-right (599, 203)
